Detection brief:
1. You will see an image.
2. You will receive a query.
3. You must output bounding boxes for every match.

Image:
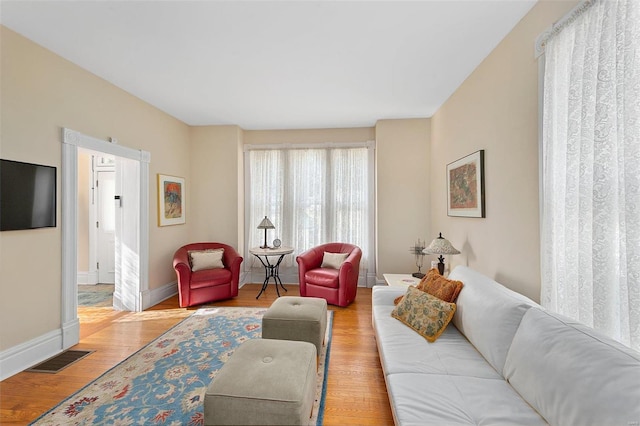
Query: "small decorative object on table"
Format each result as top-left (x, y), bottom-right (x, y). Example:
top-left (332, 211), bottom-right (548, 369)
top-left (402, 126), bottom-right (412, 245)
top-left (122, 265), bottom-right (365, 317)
top-left (409, 238), bottom-right (427, 278)
top-left (423, 233), bottom-right (460, 275)
top-left (272, 238), bottom-right (281, 248)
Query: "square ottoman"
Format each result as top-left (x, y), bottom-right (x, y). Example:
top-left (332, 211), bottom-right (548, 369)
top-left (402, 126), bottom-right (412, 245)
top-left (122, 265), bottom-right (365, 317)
top-left (262, 296), bottom-right (327, 353)
top-left (204, 338), bottom-right (317, 425)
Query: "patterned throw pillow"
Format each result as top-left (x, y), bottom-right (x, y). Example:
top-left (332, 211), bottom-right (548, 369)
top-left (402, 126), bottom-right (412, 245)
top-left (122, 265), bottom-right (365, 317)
top-left (391, 286), bottom-right (457, 342)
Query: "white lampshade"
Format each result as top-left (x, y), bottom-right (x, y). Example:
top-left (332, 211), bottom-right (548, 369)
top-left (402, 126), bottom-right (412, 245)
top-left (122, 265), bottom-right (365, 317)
top-left (423, 233), bottom-right (460, 255)
top-left (423, 233), bottom-right (459, 275)
top-left (257, 216), bottom-right (275, 229)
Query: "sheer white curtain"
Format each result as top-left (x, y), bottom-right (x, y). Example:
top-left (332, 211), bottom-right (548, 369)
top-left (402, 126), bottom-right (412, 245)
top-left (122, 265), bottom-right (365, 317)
top-left (245, 143), bottom-right (375, 285)
top-left (541, 0), bottom-right (640, 351)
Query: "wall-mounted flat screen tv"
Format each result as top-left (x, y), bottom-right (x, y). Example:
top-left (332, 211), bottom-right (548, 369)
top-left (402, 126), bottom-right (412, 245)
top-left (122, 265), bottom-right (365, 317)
top-left (0, 159), bottom-right (57, 231)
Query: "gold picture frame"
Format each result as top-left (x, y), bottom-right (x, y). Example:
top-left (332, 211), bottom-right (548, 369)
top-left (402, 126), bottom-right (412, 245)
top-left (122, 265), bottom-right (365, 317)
top-left (157, 174), bottom-right (185, 226)
top-left (447, 150), bottom-right (485, 218)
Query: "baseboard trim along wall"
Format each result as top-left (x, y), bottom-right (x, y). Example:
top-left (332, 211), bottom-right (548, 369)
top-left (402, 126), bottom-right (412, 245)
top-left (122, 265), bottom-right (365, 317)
top-left (141, 281), bottom-right (178, 310)
top-left (0, 281), bottom-right (179, 381)
top-left (76, 270), bottom-right (98, 285)
top-left (0, 328), bottom-right (62, 381)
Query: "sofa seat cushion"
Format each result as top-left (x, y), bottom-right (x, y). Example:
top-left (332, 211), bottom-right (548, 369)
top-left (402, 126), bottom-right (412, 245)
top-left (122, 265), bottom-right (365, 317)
top-left (448, 266), bottom-right (538, 376)
top-left (386, 373), bottom-right (546, 426)
top-left (190, 268), bottom-right (232, 289)
top-left (373, 286), bottom-right (501, 379)
top-left (304, 268), bottom-right (339, 288)
top-left (504, 307), bottom-right (640, 426)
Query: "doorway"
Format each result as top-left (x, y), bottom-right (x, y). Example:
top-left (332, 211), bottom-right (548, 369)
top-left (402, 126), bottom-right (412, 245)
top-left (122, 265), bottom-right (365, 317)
top-left (76, 150), bottom-right (116, 308)
top-left (61, 128), bottom-right (150, 350)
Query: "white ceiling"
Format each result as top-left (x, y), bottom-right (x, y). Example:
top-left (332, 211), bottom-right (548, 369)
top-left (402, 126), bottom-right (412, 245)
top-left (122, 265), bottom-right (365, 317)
top-left (0, 0), bottom-right (537, 130)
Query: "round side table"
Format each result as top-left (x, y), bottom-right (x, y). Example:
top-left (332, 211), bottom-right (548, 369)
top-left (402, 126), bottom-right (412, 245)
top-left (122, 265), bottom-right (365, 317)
top-left (249, 246), bottom-right (294, 299)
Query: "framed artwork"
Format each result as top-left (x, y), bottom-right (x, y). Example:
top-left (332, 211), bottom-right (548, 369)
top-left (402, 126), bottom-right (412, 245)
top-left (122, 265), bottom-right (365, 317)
top-left (447, 150), bottom-right (485, 218)
top-left (157, 174), bottom-right (185, 226)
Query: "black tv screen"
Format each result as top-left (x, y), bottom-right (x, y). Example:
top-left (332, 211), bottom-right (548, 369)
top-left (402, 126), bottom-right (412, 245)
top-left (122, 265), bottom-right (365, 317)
top-left (0, 159), bottom-right (57, 231)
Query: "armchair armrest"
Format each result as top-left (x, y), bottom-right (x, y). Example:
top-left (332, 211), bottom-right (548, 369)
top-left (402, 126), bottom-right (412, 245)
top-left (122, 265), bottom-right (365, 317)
top-left (296, 247), bottom-right (324, 270)
top-left (296, 246), bottom-right (324, 296)
top-left (173, 248), bottom-right (192, 281)
top-left (173, 247), bottom-right (193, 305)
top-left (222, 246), bottom-right (243, 291)
top-left (338, 247), bottom-right (362, 284)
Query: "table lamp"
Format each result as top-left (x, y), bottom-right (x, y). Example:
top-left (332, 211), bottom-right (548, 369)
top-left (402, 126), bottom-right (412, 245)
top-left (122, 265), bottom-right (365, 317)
top-left (257, 216), bottom-right (275, 249)
top-left (423, 232), bottom-right (460, 275)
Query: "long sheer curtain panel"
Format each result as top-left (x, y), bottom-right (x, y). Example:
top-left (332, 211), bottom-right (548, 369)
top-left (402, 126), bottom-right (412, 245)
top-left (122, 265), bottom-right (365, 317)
top-left (245, 143), bottom-right (374, 285)
top-left (540, 0), bottom-right (640, 351)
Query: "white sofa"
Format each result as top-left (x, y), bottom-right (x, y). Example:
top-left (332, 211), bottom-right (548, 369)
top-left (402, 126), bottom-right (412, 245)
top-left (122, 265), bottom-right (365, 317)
top-left (372, 266), bottom-right (640, 426)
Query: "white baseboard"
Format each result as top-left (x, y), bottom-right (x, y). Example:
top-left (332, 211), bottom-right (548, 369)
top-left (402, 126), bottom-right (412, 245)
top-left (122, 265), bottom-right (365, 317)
top-left (0, 329), bottom-right (63, 381)
top-left (243, 268), bottom-right (379, 288)
top-left (77, 270), bottom-right (98, 285)
top-left (142, 281), bottom-right (178, 310)
top-left (62, 318), bottom-right (80, 349)
top-left (239, 271), bottom-right (250, 287)
top-left (0, 282), bottom-right (177, 381)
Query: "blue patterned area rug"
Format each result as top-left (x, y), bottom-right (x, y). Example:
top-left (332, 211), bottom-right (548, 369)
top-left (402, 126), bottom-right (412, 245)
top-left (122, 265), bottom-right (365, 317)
top-left (31, 307), bottom-right (333, 426)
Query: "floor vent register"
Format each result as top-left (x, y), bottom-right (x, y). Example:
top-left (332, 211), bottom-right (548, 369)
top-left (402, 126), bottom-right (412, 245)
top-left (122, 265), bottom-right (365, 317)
top-left (26, 350), bottom-right (94, 373)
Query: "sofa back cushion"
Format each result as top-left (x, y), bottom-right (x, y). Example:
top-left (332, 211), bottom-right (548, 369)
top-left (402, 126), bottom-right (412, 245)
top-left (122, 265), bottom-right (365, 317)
top-left (448, 266), bottom-right (537, 376)
top-left (504, 307), bottom-right (640, 425)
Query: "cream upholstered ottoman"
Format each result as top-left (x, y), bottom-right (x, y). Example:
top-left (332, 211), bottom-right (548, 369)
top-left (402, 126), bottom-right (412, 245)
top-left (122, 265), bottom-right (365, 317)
top-left (204, 338), bottom-right (317, 425)
top-left (262, 296), bottom-right (327, 353)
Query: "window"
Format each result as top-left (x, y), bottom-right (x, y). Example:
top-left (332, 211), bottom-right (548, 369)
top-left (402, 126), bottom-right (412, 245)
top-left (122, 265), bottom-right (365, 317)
top-left (245, 142), bottom-right (375, 285)
top-left (539, 0), bottom-right (640, 351)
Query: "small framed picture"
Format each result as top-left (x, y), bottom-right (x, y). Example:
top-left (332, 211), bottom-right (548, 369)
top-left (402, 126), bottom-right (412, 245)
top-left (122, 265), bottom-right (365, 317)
top-left (157, 174), bottom-right (185, 226)
top-left (447, 150), bottom-right (485, 218)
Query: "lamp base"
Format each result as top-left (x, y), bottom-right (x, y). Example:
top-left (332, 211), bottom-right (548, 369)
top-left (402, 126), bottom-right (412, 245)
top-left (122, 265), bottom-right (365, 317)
top-left (412, 272), bottom-right (425, 278)
top-left (260, 245), bottom-right (270, 249)
top-left (437, 262), bottom-right (445, 275)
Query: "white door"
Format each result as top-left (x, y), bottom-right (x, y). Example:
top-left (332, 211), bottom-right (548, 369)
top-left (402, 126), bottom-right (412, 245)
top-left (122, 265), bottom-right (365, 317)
top-left (114, 157), bottom-right (141, 311)
top-left (97, 170), bottom-right (116, 284)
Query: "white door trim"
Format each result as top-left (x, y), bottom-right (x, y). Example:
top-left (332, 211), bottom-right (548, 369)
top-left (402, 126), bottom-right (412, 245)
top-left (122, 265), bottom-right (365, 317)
top-left (61, 128), bottom-right (150, 349)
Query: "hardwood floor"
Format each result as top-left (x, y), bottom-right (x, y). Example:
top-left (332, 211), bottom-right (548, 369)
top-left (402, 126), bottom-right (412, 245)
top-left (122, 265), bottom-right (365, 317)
top-left (0, 284), bottom-right (394, 425)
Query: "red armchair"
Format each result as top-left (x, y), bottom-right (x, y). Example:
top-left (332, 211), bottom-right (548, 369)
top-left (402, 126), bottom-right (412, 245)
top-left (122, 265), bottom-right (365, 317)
top-left (173, 242), bottom-right (243, 307)
top-left (296, 242), bottom-right (362, 307)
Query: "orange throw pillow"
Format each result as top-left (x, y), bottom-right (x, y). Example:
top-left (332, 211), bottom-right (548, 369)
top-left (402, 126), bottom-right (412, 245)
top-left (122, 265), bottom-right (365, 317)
top-left (393, 268), bottom-right (463, 305)
top-left (416, 268), bottom-right (441, 291)
top-left (419, 270), bottom-right (464, 303)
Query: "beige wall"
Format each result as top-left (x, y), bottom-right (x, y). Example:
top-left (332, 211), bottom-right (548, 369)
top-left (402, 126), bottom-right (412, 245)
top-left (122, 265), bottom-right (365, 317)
top-left (0, 0), bottom-right (578, 360)
top-left (189, 125), bottom-right (243, 248)
top-left (0, 26), bottom-right (191, 350)
top-left (376, 119), bottom-right (431, 277)
top-left (429, 0), bottom-right (578, 302)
